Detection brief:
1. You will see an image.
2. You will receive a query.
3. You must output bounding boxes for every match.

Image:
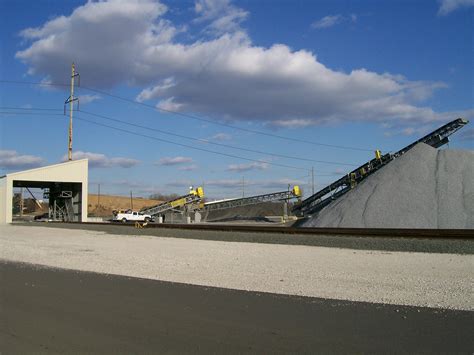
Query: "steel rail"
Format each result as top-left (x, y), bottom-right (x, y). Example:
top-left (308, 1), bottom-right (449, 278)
top-left (59, 222), bottom-right (473, 239)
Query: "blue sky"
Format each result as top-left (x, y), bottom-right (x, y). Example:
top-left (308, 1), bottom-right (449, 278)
top-left (0, 0), bottom-right (473, 199)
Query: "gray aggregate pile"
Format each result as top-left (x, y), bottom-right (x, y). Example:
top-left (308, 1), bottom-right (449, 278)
top-left (205, 202), bottom-right (286, 222)
top-left (304, 143), bottom-right (474, 229)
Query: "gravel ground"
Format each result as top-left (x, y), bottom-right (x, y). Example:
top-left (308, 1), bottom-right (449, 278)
top-left (1, 225), bottom-right (473, 311)
top-left (304, 144), bottom-right (474, 228)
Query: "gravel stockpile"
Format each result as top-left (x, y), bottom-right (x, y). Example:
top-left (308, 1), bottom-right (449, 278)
top-left (304, 144), bottom-right (474, 229)
top-left (205, 202), bottom-right (286, 222)
top-left (1, 225), bottom-right (473, 310)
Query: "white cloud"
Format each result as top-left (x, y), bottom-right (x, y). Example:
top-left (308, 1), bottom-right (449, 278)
top-left (15, 0), bottom-right (470, 128)
top-left (178, 164), bottom-right (199, 171)
top-left (311, 13), bottom-right (358, 29)
top-left (210, 133), bottom-right (232, 141)
top-left (206, 179), bottom-right (241, 188)
top-left (457, 128), bottom-right (474, 141)
top-left (194, 0), bottom-right (248, 35)
top-left (64, 151), bottom-right (139, 168)
top-left (383, 108), bottom-right (474, 137)
top-left (311, 15), bottom-right (345, 29)
top-left (256, 178), bottom-right (306, 189)
top-left (158, 156), bottom-right (193, 165)
top-left (227, 161), bottom-right (269, 172)
top-left (186, 178), bottom-right (305, 190)
top-left (0, 150), bottom-right (44, 169)
top-left (156, 97), bottom-right (184, 112)
top-left (78, 94), bottom-right (101, 104)
top-left (438, 0), bottom-right (474, 15)
top-left (270, 119), bottom-right (316, 128)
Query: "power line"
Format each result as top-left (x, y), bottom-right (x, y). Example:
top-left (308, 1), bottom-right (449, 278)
top-left (0, 106), bottom-right (63, 111)
top-left (0, 111), bottom-right (64, 116)
top-left (80, 85), bottom-right (374, 152)
top-left (0, 106), bottom-right (360, 166)
top-left (0, 79), bottom-right (374, 152)
top-left (74, 114), bottom-right (312, 171)
top-left (0, 111), bottom-right (348, 177)
top-left (0, 79), bottom-right (69, 88)
top-left (78, 109), bottom-right (357, 167)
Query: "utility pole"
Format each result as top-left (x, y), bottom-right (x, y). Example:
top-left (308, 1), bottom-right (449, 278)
top-left (97, 183), bottom-right (101, 210)
top-left (311, 167), bottom-right (315, 195)
top-left (130, 190), bottom-right (134, 210)
top-left (20, 188), bottom-right (24, 217)
top-left (64, 63), bottom-right (80, 161)
top-left (242, 176), bottom-right (245, 198)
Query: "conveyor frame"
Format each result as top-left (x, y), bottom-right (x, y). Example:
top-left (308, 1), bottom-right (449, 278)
top-left (292, 118), bottom-right (469, 217)
top-left (205, 187), bottom-right (301, 212)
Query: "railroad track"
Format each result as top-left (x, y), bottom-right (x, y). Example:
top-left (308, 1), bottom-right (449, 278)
top-left (62, 221), bottom-right (473, 239)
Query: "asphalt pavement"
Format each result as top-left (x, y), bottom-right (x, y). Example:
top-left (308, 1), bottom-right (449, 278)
top-left (1, 260), bottom-right (473, 354)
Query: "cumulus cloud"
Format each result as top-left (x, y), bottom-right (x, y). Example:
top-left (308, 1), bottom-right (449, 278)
top-left (158, 156), bottom-right (193, 165)
top-left (0, 150), bottom-right (44, 169)
top-left (438, 0), bottom-right (474, 15)
top-left (15, 0), bottom-right (470, 128)
top-left (227, 161), bottom-right (269, 172)
top-left (64, 151), bottom-right (139, 168)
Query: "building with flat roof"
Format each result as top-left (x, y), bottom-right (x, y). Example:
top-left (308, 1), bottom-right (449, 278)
top-left (0, 159), bottom-right (88, 224)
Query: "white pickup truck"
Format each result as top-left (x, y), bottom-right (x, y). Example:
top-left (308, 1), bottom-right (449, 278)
top-left (112, 209), bottom-right (153, 223)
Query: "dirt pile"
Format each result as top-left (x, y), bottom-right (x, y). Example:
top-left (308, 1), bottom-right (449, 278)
top-left (303, 143), bottom-right (474, 229)
top-left (88, 194), bottom-right (162, 217)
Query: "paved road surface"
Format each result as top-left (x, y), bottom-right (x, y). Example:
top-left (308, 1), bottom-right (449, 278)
top-left (2, 225), bottom-right (472, 310)
top-left (1, 261), bottom-right (473, 354)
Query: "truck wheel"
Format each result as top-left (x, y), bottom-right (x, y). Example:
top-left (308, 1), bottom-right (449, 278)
top-left (145, 217), bottom-right (150, 223)
top-left (121, 218), bottom-right (127, 223)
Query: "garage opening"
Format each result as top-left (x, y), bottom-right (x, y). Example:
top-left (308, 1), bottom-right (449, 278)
top-left (13, 181), bottom-right (83, 222)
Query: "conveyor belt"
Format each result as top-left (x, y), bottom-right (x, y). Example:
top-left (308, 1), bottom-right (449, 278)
top-left (292, 118), bottom-right (469, 216)
top-left (141, 187), bottom-right (204, 217)
top-left (204, 186), bottom-right (301, 212)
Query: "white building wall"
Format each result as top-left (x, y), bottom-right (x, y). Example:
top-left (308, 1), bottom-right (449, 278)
top-left (81, 161), bottom-right (88, 222)
top-left (0, 177), bottom-right (7, 224)
top-left (5, 176), bottom-right (13, 224)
